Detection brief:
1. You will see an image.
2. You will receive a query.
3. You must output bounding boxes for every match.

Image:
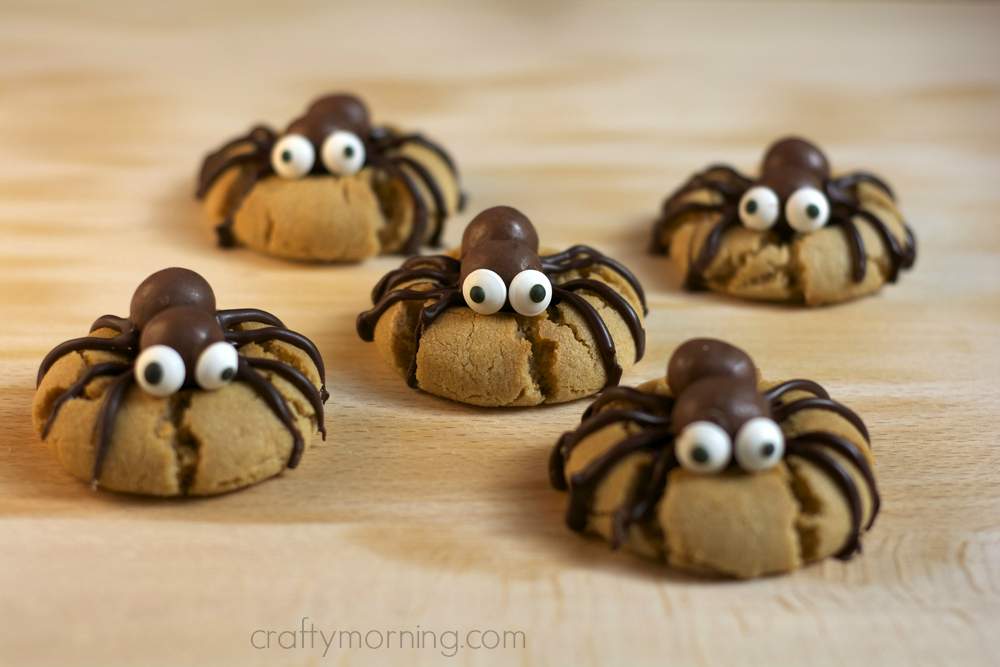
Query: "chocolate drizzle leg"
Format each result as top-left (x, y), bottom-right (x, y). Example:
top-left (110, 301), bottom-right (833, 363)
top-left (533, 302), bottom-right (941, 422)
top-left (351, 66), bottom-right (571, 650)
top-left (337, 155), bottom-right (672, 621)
top-left (651, 137), bottom-right (917, 289)
top-left (237, 357), bottom-right (305, 468)
top-left (37, 267), bottom-right (328, 489)
top-left (91, 369), bottom-right (134, 485)
top-left (356, 206), bottom-right (647, 394)
top-left (549, 338), bottom-right (880, 566)
top-left (195, 94), bottom-right (462, 255)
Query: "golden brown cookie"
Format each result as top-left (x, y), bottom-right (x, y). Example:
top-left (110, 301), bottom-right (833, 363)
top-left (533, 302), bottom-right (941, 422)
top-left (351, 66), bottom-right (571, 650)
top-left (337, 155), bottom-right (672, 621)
top-left (651, 137), bottom-right (916, 306)
top-left (357, 206), bottom-right (647, 407)
top-left (32, 268), bottom-right (327, 496)
top-left (550, 338), bottom-right (879, 579)
top-left (197, 93), bottom-right (463, 261)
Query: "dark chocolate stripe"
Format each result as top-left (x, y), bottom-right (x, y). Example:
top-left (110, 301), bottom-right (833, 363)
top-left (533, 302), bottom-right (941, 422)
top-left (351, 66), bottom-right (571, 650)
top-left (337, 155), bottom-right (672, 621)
top-left (832, 171), bottom-right (895, 200)
top-left (763, 379), bottom-right (830, 403)
top-left (549, 407), bottom-right (671, 490)
top-left (840, 218), bottom-right (868, 282)
top-left (565, 425), bottom-right (673, 533)
top-left (788, 431), bottom-right (880, 530)
top-left (371, 157), bottom-right (428, 256)
top-left (356, 287), bottom-right (448, 342)
top-left (405, 290), bottom-right (467, 388)
top-left (196, 125), bottom-right (275, 198)
top-left (36, 332), bottom-right (135, 387)
top-left (378, 130), bottom-right (458, 175)
top-left (91, 370), bottom-right (134, 485)
top-left (89, 315), bottom-right (131, 334)
top-left (560, 278), bottom-right (645, 362)
top-left (691, 213), bottom-right (739, 275)
top-left (542, 245), bottom-right (648, 313)
top-left (392, 155), bottom-right (449, 247)
top-left (552, 287), bottom-right (621, 388)
top-left (237, 358), bottom-right (304, 468)
top-left (773, 396), bottom-right (870, 443)
top-left (626, 446), bottom-right (678, 526)
top-left (852, 208), bottom-right (912, 283)
top-left (583, 385), bottom-right (673, 420)
top-left (216, 308), bottom-right (284, 329)
top-left (43, 362), bottom-right (130, 438)
top-left (247, 357), bottom-right (326, 440)
top-left (370, 255), bottom-right (459, 303)
top-left (786, 441), bottom-right (863, 559)
top-left (225, 326), bottom-right (326, 387)
top-left (372, 269), bottom-right (453, 303)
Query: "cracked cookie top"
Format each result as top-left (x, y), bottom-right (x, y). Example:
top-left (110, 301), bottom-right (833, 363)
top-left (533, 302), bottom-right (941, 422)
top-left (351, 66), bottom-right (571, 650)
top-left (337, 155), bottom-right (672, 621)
top-left (32, 268), bottom-right (327, 496)
top-left (550, 338), bottom-right (879, 578)
top-left (356, 206), bottom-right (647, 407)
top-left (651, 137), bottom-right (917, 306)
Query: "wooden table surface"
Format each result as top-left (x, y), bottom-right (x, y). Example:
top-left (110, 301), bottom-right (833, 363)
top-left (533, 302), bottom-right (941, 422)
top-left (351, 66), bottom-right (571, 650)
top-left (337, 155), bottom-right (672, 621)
top-left (2, 2), bottom-right (999, 665)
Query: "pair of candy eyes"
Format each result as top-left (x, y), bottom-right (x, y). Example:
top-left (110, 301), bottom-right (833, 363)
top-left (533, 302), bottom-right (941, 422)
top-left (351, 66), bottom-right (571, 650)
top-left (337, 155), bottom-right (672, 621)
top-left (134, 342), bottom-right (238, 398)
top-left (462, 268), bottom-right (552, 317)
top-left (739, 186), bottom-right (831, 233)
top-left (675, 417), bottom-right (786, 474)
top-left (270, 131), bottom-right (366, 180)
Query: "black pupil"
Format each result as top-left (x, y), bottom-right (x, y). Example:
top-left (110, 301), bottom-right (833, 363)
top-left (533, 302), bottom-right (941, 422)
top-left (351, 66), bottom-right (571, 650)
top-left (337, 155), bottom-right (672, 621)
top-left (343, 145), bottom-right (355, 158)
top-left (529, 284), bottom-right (546, 303)
top-left (281, 149), bottom-right (293, 163)
top-left (761, 442), bottom-right (775, 457)
top-left (221, 367), bottom-right (235, 381)
top-left (692, 445), bottom-right (709, 464)
top-left (144, 362), bottom-right (163, 385)
top-left (806, 203), bottom-right (820, 219)
top-left (469, 286), bottom-right (486, 303)
top-left (745, 199), bottom-right (758, 214)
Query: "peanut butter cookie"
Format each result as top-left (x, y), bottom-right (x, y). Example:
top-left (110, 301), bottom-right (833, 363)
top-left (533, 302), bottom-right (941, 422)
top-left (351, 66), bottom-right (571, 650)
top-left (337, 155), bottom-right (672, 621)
top-left (651, 137), bottom-right (916, 305)
top-left (33, 268), bottom-right (327, 496)
top-left (357, 206), bottom-right (647, 407)
top-left (550, 338), bottom-right (879, 578)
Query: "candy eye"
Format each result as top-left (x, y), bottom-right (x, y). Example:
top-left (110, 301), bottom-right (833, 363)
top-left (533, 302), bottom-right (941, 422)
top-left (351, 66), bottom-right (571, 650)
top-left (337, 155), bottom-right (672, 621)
top-left (135, 345), bottom-right (186, 397)
top-left (462, 268), bottom-right (507, 315)
top-left (270, 134), bottom-right (315, 179)
top-left (507, 269), bottom-right (552, 317)
top-left (734, 417), bottom-right (785, 472)
top-left (676, 421), bottom-right (732, 473)
top-left (195, 341), bottom-right (239, 390)
top-left (321, 130), bottom-right (366, 176)
top-left (785, 187), bottom-right (830, 233)
top-left (738, 186), bottom-right (780, 230)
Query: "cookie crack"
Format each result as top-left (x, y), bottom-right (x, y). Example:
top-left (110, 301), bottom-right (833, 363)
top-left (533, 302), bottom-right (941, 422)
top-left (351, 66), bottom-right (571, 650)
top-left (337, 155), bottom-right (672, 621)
top-left (515, 316), bottom-right (546, 400)
top-left (262, 206), bottom-right (276, 249)
top-left (167, 392), bottom-right (199, 496)
top-left (783, 458), bottom-right (820, 562)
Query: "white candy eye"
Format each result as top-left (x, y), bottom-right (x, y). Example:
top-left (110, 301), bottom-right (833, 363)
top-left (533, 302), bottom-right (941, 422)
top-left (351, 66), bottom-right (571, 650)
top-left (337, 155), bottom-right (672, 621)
top-left (785, 187), bottom-right (830, 233)
top-left (735, 418), bottom-right (785, 472)
top-left (676, 421), bottom-right (732, 473)
top-left (270, 134), bottom-right (315, 179)
top-left (321, 130), bottom-right (366, 176)
top-left (195, 341), bottom-right (239, 390)
top-left (508, 269), bottom-right (552, 317)
top-left (135, 345), bottom-right (186, 397)
top-left (462, 268), bottom-right (507, 315)
top-left (738, 186), bottom-right (780, 230)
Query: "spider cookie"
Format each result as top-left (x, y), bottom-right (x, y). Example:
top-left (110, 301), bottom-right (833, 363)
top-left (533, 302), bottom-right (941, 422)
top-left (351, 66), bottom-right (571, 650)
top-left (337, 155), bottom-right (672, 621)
top-left (32, 268), bottom-right (328, 496)
top-left (550, 338), bottom-right (879, 578)
top-left (357, 206), bottom-right (647, 407)
top-left (651, 137), bottom-right (916, 305)
top-left (196, 93), bottom-right (463, 261)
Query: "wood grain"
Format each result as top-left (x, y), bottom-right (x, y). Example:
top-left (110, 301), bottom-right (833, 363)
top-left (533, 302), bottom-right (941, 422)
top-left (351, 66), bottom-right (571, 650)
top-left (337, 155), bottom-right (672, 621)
top-left (1, 1), bottom-right (999, 665)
